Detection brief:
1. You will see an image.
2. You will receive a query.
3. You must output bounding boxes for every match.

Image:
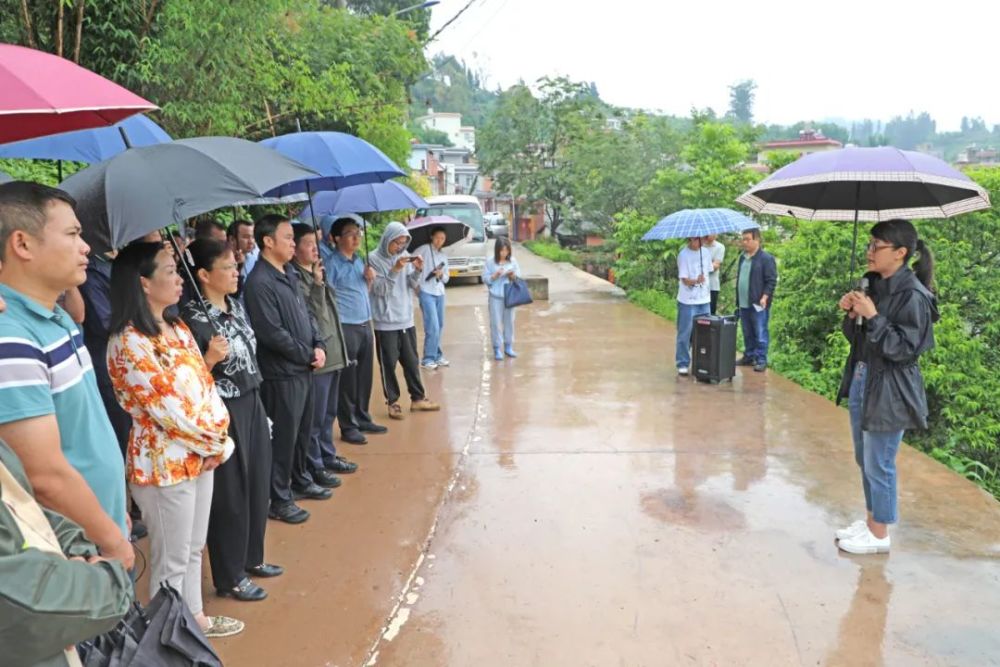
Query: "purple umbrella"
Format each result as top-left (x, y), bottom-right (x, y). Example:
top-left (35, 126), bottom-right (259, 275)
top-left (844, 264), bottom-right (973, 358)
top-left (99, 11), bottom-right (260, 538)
top-left (737, 146), bottom-right (991, 273)
top-left (406, 215), bottom-right (470, 251)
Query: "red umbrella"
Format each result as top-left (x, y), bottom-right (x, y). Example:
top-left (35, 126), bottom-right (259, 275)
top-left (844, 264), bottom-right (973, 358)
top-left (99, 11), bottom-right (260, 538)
top-left (0, 44), bottom-right (157, 144)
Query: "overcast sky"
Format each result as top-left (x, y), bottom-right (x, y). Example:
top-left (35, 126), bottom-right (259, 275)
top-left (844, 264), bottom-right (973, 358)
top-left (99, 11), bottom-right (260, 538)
top-left (427, 0), bottom-right (995, 132)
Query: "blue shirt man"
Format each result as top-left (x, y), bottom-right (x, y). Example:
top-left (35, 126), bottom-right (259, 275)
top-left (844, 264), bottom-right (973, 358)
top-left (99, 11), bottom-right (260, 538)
top-left (0, 182), bottom-right (133, 570)
top-left (318, 214), bottom-right (386, 442)
top-left (0, 285), bottom-right (127, 538)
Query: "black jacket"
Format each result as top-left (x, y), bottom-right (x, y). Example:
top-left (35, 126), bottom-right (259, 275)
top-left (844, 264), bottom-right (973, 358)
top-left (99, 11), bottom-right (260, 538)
top-left (837, 266), bottom-right (939, 431)
top-left (736, 249), bottom-right (778, 309)
top-left (243, 258), bottom-right (324, 381)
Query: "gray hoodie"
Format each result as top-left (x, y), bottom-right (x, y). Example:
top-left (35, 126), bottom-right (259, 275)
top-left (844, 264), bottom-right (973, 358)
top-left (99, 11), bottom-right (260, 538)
top-left (369, 221), bottom-right (421, 331)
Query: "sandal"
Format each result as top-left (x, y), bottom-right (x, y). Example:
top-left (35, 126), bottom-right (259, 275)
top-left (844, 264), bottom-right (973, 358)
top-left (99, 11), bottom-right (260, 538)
top-left (388, 403), bottom-right (404, 420)
top-left (203, 615), bottom-right (245, 638)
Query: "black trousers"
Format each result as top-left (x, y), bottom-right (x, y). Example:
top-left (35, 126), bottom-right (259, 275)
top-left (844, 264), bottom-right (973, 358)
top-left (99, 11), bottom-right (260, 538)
top-left (710, 290), bottom-right (720, 316)
top-left (338, 322), bottom-right (375, 434)
top-left (261, 373), bottom-right (314, 507)
top-left (375, 327), bottom-right (425, 405)
top-left (207, 390), bottom-right (271, 590)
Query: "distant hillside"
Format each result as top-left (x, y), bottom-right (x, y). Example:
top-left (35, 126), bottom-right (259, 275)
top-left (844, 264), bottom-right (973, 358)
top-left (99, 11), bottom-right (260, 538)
top-left (409, 54), bottom-right (499, 129)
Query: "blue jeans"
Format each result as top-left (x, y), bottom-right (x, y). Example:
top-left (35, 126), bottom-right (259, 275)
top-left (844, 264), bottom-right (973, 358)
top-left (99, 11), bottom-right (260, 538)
top-left (848, 363), bottom-right (904, 524)
top-left (308, 370), bottom-right (340, 471)
top-left (419, 291), bottom-right (446, 364)
top-left (488, 295), bottom-right (515, 351)
top-left (739, 306), bottom-right (771, 364)
top-left (675, 302), bottom-right (711, 368)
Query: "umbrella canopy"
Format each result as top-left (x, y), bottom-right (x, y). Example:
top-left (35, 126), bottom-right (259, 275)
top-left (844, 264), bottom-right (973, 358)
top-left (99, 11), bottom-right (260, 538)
top-left (0, 44), bottom-right (156, 144)
top-left (736, 147), bottom-right (991, 221)
top-left (260, 131), bottom-right (405, 198)
top-left (406, 215), bottom-right (470, 250)
top-left (61, 136), bottom-right (318, 254)
top-left (0, 170), bottom-right (11, 184)
top-left (642, 208), bottom-right (759, 241)
top-left (298, 181), bottom-right (427, 222)
top-left (0, 114), bottom-right (170, 163)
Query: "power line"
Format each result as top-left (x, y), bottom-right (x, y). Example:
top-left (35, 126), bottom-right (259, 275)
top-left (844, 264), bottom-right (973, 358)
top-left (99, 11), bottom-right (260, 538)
top-left (426, 0), bottom-right (484, 43)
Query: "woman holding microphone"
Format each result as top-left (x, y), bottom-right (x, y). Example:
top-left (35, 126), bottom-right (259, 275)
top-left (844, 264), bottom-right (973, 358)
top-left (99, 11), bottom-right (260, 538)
top-left (835, 219), bottom-right (938, 555)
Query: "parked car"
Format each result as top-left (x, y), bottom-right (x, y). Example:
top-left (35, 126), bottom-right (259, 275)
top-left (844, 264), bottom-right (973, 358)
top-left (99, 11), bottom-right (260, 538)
top-left (484, 212), bottom-right (509, 238)
top-left (416, 195), bottom-right (492, 283)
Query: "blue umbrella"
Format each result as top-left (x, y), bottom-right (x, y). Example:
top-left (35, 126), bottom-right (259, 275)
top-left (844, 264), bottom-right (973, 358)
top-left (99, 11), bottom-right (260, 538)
top-left (0, 114), bottom-right (171, 163)
top-left (298, 181), bottom-right (427, 221)
top-left (642, 208), bottom-right (759, 241)
top-left (260, 131), bottom-right (405, 198)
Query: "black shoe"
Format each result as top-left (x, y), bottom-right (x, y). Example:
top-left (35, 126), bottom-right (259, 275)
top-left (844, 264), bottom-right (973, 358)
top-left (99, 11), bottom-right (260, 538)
top-left (217, 577), bottom-right (267, 602)
top-left (311, 469), bottom-right (343, 488)
top-left (737, 356), bottom-right (755, 366)
top-left (327, 456), bottom-right (358, 474)
top-left (268, 503), bottom-right (310, 524)
top-left (753, 362), bottom-right (768, 373)
top-left (359, 422), bottom-right (388, 435)
top-left (247, 563), bottom-right (284, 578)
top-left (130, 519), bottom-right (148, 541)
top-left (341, 429), bottom-right (368, 445)
top-left (292, 483), bottom-right (332, 500)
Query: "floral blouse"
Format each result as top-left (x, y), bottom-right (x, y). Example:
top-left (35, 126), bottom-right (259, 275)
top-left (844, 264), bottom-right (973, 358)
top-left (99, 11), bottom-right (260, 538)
top-left (107, 322), bottom-right (234, 487)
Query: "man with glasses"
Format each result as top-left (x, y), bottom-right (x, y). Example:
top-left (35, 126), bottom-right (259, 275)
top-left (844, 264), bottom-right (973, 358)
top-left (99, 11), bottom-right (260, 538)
top-left (319, 215), bottom-right (388, 445)
top-left (735, 228), bottom-right (778, 373)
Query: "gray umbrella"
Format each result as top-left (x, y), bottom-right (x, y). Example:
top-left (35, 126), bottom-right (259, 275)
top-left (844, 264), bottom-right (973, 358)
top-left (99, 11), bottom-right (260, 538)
top-left (60, 136), bottom-right (318, 255)
top-left (0, 170), bottom-right (12, 184)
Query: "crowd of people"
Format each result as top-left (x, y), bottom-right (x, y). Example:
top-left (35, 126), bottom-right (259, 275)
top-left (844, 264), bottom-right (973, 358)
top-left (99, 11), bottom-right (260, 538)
top-left (0, 180), bottom-right (528, 664)
top-left (0, 174), bottom-right (935, 664)
top-left (673, 228), bottom-right (777, 376)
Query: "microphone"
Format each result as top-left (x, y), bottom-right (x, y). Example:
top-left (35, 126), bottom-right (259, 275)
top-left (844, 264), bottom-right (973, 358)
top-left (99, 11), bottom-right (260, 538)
top-left (855, 276), bottom-right (870, 327)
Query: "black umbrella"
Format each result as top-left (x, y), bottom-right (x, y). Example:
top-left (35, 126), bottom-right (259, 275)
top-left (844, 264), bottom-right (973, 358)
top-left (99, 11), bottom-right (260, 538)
top-left (60, 136), bottom-right (318, 256)
top-left (76, 585), bottom-right (221, 666)
top-left (736, 147), bottom-right (991, 276)
top-left (133, 584), bottom-right (222, 666)
top-left (405, 215), bottom-right (471, 252)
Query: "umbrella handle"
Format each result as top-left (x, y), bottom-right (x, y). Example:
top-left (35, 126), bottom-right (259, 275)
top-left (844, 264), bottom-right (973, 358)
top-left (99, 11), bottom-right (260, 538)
top-left (165, 229), bottom-right (220, 335)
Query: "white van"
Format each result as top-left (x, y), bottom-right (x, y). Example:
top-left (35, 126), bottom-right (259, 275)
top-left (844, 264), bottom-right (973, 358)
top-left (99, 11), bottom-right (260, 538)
top-left (416, 194), bottom-right (492, 283)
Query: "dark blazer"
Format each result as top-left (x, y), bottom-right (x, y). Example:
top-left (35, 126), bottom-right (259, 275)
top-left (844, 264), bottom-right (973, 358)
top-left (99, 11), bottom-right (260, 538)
top-left (736, 249), bottom-right (778, 309)
top-left (243, 259), bottom-right (324, 381)
top-left (836, 267), bottom-right (938, 431)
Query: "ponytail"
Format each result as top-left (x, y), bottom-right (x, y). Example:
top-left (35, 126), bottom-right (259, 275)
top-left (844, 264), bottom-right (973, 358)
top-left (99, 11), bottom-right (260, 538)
top-left (912, 238), bottom-right (935, 291)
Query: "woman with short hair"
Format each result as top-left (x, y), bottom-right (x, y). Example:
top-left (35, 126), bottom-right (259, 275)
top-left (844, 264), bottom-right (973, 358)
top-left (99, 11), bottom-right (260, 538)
top-left (182, 239), bottom-right (283, 603)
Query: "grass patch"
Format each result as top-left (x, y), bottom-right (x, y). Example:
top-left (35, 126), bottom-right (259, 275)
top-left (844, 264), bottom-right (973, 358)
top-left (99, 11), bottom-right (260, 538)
top-left (523, 238), bottom-right (579, 264)
top-left (627, 288), bottom-right (677, 322)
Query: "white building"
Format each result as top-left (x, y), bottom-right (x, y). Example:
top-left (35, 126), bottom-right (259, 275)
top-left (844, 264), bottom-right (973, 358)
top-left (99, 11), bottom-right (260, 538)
top-left (414, 109), bottom-right (476, 151)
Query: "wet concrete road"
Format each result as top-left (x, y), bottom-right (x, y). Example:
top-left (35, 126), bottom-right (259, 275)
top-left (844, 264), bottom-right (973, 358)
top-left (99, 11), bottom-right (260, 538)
top-left (204, 248), bottom-right (1000, 667)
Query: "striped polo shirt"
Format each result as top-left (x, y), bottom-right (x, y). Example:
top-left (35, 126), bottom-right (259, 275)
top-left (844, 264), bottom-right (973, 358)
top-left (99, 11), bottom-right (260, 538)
top-left (0, 283), bottom-right (127, 537)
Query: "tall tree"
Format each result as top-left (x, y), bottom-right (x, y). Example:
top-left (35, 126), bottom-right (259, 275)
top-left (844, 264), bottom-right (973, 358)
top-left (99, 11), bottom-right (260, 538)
top-left (727, 80), bottom-right (757, 124)
top-left (478, 77), bottom-right (605, 236)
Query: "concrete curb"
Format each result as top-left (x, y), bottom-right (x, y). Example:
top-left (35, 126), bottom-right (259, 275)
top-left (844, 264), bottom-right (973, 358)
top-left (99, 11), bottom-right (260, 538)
top-left (516, 242), bottom-right (626, 298)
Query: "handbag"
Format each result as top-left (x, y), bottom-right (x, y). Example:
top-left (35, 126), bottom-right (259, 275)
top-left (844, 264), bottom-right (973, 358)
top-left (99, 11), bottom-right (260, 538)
top-left (503, 278), bottom-right (533, 308)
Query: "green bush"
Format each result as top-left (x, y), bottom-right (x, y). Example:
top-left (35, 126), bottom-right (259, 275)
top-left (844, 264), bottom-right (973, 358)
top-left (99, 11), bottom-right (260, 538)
top-left (628, 289), bottom-right (678, 322)
top-left (523, 238), bottom-right (579, 264)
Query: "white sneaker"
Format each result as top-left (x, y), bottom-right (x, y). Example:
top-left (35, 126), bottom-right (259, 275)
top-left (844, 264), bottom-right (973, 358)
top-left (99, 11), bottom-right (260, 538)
top-left (837, 527), bottom-right (890, 554)
top-left (677, 367), bottom-right (690, 376)
top-left (435, 357), bottom-right (450, 367)
top-left (835, 519), bottom-right (868, 541)
top-left (420, 361), bottom-right (438, 370)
